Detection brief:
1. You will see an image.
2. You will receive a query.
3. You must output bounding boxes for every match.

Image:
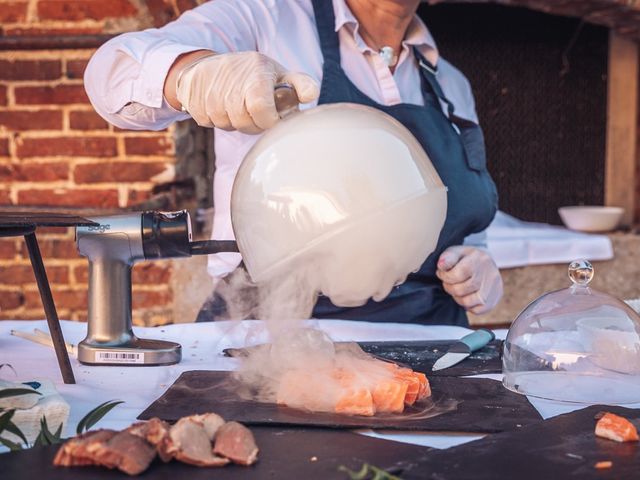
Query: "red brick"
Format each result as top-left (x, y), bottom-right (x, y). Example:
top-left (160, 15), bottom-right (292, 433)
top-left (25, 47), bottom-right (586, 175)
top-left (20, 238), bottom-right (78, 259)
top-left (176, 0), bottom-right (199, 13)
top-left (0, 86), bottom-right (6, 107)
top-left (0, 264), bottom-right (68, 284)
top-left (74, 161), bottom-right (167, 183)
top-left (16, 137), bottom-right (117, 157)
top-left (24, 227), bottom-right (72, 237)
top-left (4, 26), bottom-right (102, 36)
top-left (0, 162), bottom-right (69, 182)
top-left (0, 240), bottom-right (18, 259)
top-left (132, 290), bottom-right (172, 308)
top-left (69, 110), bottom-right (108, 130)
top-left (17, 188), bottom-right (119, 208)
top-left (15, 85), bottom-right (89, 105)
top-left (0, 290), bottom-right (24, 310)
top-left (132, 263), bottom-right (172, 284)
top-left (38, 0), bottom-right (138, 21)
top-left (127, 189), bottom-right (151, 206)
top-left (0, 190), bottom-right (11, 205)
top-left (0, 110), bottom-right (63, 131)
top-left (0, 138), bottom-right (9, 156)
top-left (124, 136), bottom-right (173, 156)
top-left (146, 0), bottom-right (176, 27)
top-left (3, 310), bottom-right (73, 320)
top-left (25, 288), bottom-right (86, 309)
top-left (0, 1), bottom-right (28, 23)
top-left (73, 265), bottom-right (88, 283)
top-left (0, 60), bottom-right (61, 81)
top-left (66, 59), bottom-right (90, 80)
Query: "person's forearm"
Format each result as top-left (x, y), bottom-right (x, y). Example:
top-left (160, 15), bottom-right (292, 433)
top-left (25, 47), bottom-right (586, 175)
top-left (163, 49), bottom-right (215, 110)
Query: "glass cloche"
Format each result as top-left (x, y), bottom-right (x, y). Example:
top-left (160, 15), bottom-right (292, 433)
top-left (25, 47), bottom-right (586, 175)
top-left (503, 260), bottom-right (640, 404)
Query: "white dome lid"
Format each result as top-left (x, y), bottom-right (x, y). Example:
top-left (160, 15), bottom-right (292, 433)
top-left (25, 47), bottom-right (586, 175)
top-left (231, 103), bottom-right (447, 307)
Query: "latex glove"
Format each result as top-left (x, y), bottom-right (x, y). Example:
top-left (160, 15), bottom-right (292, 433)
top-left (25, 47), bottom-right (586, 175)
top-left (176, 51), bottom-right (319, 134)
top-left (436, 246), bottom-right (503, 315)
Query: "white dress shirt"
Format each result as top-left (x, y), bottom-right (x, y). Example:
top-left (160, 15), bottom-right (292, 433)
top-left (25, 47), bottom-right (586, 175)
top-left (84, 0), bottom-right (482, 279)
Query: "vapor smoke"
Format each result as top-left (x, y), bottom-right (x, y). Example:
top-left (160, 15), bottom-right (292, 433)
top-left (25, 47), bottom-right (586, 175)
top-left (216, 266), bottom-right (438, 417)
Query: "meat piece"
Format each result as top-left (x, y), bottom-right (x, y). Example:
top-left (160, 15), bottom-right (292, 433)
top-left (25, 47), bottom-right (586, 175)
top-left (213, 421), bottom-right (259, 466)
top-left (90, 430), bottom-right (156, 476)
top-left (127, 418), bottom-right (173, 462)
top-left (190, 413), bottom-right (226, 440)
top-left (335, 388), bottom-right (375, 416)
top-left (276, 369), bottom-right (331, 411)
top-left (166, 417), bottom-right (229, 467)
top-left (395, 370), bottom-right (421, 405)
top-left (54, 429), bottom-right (155, 476)
top-left (595, 412), bottom-right (639, 442)
top-left (384, 363), bottom-right (431, 404)
top-left (54, 429), bottom-right (117, 467)
top-left (414, 372), bottom-right (431, 400)
top-left (372, 378), bottom-right (407, 413)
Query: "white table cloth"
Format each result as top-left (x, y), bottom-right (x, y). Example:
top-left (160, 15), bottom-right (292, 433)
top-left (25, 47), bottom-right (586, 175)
top-left (1, 319), bottom-right (637, 452)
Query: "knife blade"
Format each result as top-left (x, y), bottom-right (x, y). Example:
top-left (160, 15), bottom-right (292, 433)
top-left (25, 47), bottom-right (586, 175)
top-left (432, 329), bottom-right (496, 371)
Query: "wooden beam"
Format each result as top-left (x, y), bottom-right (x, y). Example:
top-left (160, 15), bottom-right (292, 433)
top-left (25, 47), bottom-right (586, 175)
top-left (605, 31), bottom-right (638, 226)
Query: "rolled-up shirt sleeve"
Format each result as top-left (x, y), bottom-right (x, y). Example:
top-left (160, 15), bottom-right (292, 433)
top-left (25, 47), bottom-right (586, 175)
top-left (84, 0), bottom-right (264, 130)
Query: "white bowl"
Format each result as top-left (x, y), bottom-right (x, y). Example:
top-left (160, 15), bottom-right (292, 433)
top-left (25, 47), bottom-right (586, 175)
top-left (558, 206), bottom-right (624, 232)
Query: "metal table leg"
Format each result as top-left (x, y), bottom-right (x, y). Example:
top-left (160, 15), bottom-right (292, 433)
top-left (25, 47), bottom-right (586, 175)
top-left (23, 232), bottom-right (76, 384)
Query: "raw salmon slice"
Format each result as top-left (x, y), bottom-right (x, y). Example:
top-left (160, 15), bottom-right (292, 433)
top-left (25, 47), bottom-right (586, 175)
top-left (392, 368), bottom-right (421, 405)
top-left (372, 378), bottom-right (408, 413)
top-left (335, 388), bottom-right (375, 416)
top-left (595, 412), bottom-right (639, 442)
top-left (413, 371), bottom-right (431, 400)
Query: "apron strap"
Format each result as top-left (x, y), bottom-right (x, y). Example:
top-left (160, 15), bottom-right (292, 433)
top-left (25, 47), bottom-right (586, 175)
top-left (311, 0), bottom-right (341, 65)
top-left (414, 48), bottom-right (477, 129)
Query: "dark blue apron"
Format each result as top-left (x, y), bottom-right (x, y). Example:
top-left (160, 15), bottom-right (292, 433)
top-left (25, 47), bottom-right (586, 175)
top-left (309, 0), bottom-right (497, 326)
top-left (196, 1), bottom-right (497, 326)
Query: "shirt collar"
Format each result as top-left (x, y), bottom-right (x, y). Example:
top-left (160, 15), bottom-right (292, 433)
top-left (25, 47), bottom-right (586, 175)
top-left (331, 0), bottom-right (439, 66)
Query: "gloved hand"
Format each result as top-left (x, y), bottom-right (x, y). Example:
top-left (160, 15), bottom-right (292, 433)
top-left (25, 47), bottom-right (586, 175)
top-left (176, 51), bottom-right (319, 134)
top-left (435, 246), bottom-right (503, 315)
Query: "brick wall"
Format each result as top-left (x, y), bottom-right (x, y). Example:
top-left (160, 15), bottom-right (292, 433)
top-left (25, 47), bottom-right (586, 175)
top-left (0, 0), bottom-right (203, 324)
top-left (0, 0), bottom-right (638, 325)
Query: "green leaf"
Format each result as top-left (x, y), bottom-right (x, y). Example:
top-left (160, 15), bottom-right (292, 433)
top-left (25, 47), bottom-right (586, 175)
top-left (338, 463), bottom-right (402, 480)
top-left (0, 436), bottom-right (24, 451)
top-left (76, 400), bottom-right (124, 435)
top-left (5, 420), bottom-right (28, 446)
top-left (0, 388), bottom-right (41, 400)
top-left (370, 465), bottom-right (402, 480)
top-left (339, 463), bottom-right (371, 480)
top-left (0, 409), bottom-right (15, 436)
top-left (33, 428), bottom-right (47, 447)
top-left (37, 416), bottom-right (62, 445)
top-left (53, 422), bottom-right (63, 440)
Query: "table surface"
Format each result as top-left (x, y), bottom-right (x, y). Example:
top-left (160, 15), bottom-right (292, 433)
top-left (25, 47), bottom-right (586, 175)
top-left (2, 319), bottom-right (638, 452)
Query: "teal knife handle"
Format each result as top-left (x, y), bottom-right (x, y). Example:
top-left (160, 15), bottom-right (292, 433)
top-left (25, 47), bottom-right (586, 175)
top-left (460, 329), bottom-right (495, 352)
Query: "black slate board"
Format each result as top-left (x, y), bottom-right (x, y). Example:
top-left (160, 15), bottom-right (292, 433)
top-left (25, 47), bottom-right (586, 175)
top-left (0, 427), bottom-right (432, 480)
top-left (0, 211), bottom-right (97, 227)
top-left (400, 405), bottom-right (640, 480)
top-left (138, 370), bottom-right (541, 433)
top-left (224, 339), bottom-right (503, 377)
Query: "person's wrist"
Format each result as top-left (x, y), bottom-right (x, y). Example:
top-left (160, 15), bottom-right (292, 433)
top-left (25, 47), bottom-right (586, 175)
top-left (163, 49), bottom-right (215, 110)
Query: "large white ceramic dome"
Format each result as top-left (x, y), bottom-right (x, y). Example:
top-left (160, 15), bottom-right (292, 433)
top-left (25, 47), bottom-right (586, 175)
top-left (231, 103), bottom-right (447, 307)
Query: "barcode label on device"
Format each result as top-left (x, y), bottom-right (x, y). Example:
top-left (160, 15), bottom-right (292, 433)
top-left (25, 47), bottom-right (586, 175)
top-left (94, 351), bottom-right (145, 364)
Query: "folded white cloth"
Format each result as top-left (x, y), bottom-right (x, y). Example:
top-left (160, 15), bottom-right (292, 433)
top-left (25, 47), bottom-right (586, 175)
top-left (486, 211), bottom-right (614, 269)
top-left (0, 379), bottom-right (70, 445)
